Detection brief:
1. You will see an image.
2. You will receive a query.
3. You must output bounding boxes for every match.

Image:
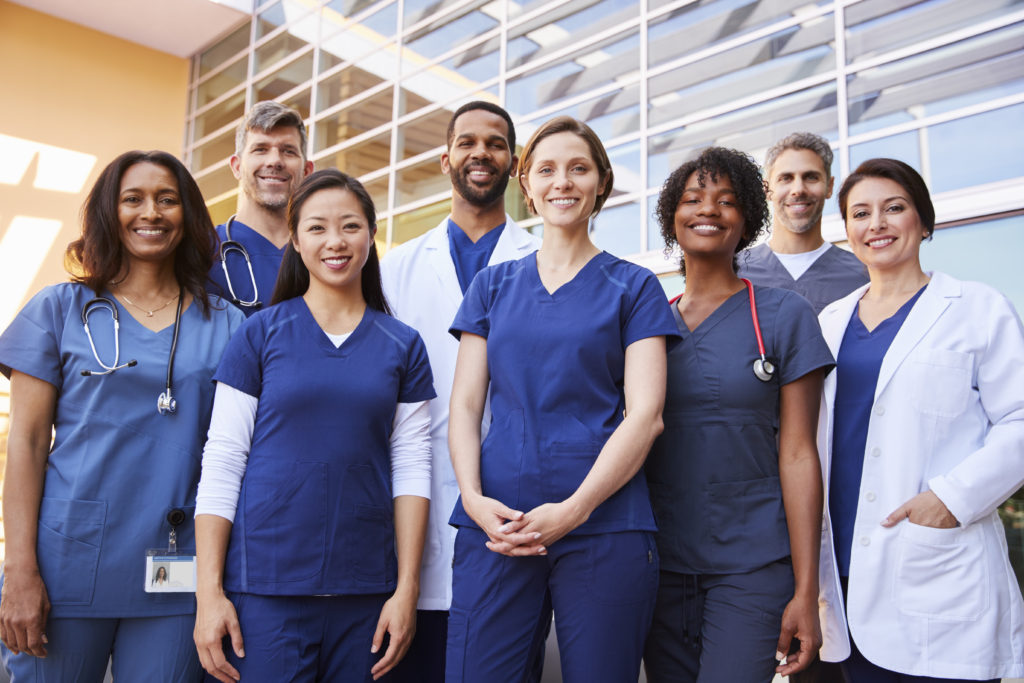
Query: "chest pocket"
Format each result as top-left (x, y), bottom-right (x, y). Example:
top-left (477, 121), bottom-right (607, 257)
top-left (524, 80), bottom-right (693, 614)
top-left (907, 349), bottom-right (972, 418)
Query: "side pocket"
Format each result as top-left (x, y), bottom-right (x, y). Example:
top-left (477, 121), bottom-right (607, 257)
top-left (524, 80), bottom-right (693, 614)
top-left (36, 498), bottom-right (106, 605)
top-left (893, 522), bottom-right (988, 621)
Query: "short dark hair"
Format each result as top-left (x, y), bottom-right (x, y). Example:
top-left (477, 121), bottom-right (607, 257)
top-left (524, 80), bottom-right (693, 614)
top-left (516, 115), bottom-right (614, 217)
top-left (838, 158), bottom-right (935, 238)
top-left (65, 150), bottom-right (217, 316)
top-left (271, 169), bottom-right (391, 314)
top-left (446, 101), bottom-right (516, 152)
top-left (657, 147), bottom-right (769, 275)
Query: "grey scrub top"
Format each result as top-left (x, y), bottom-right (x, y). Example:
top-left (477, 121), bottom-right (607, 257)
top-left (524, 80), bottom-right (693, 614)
top-left (737, 243), bottom-right (868, 314)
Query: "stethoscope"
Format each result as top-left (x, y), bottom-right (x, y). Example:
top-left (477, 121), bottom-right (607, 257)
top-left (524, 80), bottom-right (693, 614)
top-left (80, 290), bottom-right (183, 415)
top-left (670, 277), bottom-right (776, 383)
top-left (219, 215), bottom-right (262, 309)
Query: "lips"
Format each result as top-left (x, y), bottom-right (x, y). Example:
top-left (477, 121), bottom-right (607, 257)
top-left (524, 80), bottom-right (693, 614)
top-left (867, 236), bottom-right (895, 248)
top-left (133, 226), bottom-right (167, 236)
top-left (548, 197), bottom-right (579, 207)
top-left (322, 256), bottom-right (351, 270)
top-left (688, 223), bottom-right (725, 235)
top-left (463, 163), bottom-right (497, 184)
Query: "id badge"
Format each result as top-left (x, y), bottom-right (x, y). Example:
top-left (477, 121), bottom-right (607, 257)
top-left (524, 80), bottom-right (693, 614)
top-left (145, 549), bottom-right (197, 593)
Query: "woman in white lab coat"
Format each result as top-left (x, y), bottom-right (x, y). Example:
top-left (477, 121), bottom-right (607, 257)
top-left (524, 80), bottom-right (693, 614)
top-left (816, 157), bottom-right (1024, 681)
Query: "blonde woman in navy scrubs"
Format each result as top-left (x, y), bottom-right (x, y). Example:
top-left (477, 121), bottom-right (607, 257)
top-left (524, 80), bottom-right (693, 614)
top-left (446, 116), bottom-right (679, 682)
top-left (193, 170), bottom-right (434, 683)
top-left (643, 147), bottom-right (832, 681)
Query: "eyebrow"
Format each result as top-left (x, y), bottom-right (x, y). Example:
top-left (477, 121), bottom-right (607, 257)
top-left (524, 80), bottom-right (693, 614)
top-left (300, 213), bottom-right (364, 222)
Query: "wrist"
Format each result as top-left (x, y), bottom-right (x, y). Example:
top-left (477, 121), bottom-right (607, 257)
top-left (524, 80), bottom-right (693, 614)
top-left (2, 560), bottom-right (41, 577)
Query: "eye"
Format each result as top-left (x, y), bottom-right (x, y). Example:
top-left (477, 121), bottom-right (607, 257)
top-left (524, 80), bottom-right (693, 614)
top-left (121, 195), bottom-right (140, 204)
top-left (343, 222), bottom-right (362, 231)
top-left (536, 166), bottom-right (552, 175)
top-left (885, 203), bottom-right (905, 213)
top-left (852, 209), bottom-right (869, 219)
top-left (571, 164), bottom-right (588, 173)
top-left (306, 223), bottom-right (324, 232)
top-left (159, 196), bottom-right (180, 206)
top-left (720, 199), bottom-right (735, 207)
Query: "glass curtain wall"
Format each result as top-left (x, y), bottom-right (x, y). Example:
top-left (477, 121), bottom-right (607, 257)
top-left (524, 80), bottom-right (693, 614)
top-left (184, 0), bottom-right (1024, 281)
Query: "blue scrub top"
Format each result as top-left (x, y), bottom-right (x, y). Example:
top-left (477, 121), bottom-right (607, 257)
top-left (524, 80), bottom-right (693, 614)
top-left (448, 219), bottom-right (505, 295)
top-left (209, 218), bottom-right (286, 316)
top-left (737, 243), bottom-right (869, 314)
top-left (646, 285), bottom-right (834, 574)
top-left (830, 288), bottom-right (924, 576)
top-left (0, 283), bottom-right (243, 617)
top-left (214, 297), bottom-right (435, 595)
top-left (448, 251), bottom-right (680, 535)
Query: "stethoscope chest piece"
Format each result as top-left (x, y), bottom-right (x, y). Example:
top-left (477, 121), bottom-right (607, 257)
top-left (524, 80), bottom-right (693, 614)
top-left (157, 391), bottom-right (177, 415)
top-left (753, 358), bottom-right (775, 382)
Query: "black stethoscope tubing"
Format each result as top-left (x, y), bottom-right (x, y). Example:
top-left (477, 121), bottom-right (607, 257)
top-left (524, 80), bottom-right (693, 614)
top-left (219, 215), bottom-right (262, 309)
top-left (80, 288), bottom-right (183, 415)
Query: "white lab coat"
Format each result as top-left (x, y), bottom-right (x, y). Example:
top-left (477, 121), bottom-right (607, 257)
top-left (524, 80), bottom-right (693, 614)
top-left (816, 271), bottom-right (1024, 679)
top-left (380, 214), bottom-right (540, 611)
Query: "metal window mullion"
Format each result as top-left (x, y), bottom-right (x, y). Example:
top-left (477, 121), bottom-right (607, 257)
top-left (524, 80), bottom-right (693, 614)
top-left (835, 2), bottom-right (851, 178)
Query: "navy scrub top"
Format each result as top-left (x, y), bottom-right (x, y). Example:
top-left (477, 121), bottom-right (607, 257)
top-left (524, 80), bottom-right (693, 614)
top-left (209, 218), bottom-right (285, 317)
top-left (646, 285), bottom-right (834, 574)
top-left (214, 298), bottom-right (436, 595)
top-left (448, 251), bottom-right (680, 535)
top-left (0, 283), bottom-right (243, 617)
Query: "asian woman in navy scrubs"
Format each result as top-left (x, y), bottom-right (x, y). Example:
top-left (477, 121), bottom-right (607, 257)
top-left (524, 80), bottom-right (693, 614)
top-left (193, 169), bottom-right (434, 683)
top-left (445, 116), bottom-right (679, 682)
top-left (643, 147), bottom-right (833, 682)
top-left (0, 150), bottom-right (244, 681)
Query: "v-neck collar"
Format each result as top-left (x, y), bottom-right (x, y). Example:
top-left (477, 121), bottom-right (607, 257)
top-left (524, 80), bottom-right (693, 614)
top-left (104, 290), bottom-right (193, 337)
top-left (529, 250), bottom-right (606, 300)
top-left (296, 297), bottom-right (372, 356)
top-left (229, 218), bottom-right (287, 254)
top-left (674, 287), bottom-right (748, 338)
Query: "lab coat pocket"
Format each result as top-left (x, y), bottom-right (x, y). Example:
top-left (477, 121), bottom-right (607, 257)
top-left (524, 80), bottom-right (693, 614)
top-left (36, 497), bottom-right (106, 605)
top-left (243, 462), bottom-right (327, 583)
top-left (894, 521), bottom-right (988, 621)
top-left (908, 349), bottom-right (972, 418)
top-left (544, 441), bottom-right (602, 503)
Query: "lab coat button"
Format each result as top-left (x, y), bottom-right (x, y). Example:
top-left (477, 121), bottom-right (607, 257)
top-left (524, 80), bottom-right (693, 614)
top-left (860, 537), bottom-right (870, 546)
top-left (871, 447), bottom-right (881, 457)
top-left (874, 405), bottom-right (885, 416)
top-left (865, 492), bottom-right (876, 502)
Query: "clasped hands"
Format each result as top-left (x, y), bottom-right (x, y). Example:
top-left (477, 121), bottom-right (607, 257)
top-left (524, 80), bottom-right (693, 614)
top-left (463, 494), bottom-right (588, 557)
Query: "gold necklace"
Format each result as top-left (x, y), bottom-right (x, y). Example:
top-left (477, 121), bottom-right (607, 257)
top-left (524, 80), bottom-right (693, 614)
top-left (118, 291), bottom-right (179, 317)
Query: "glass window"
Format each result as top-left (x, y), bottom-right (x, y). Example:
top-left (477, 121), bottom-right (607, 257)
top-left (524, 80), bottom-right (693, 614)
top-left (254, 51), bottom-right (314, 104)
top-left (254, 26), bottom-right (313, 74)
top-left (648, 193), bottom-right (667, 255)
top-left (197, 57), bottom-right (248, 108)
top-left (403, 6), bottom-right (498, 62)
top-left (432, 38), bottom-right (501, 86)
top-left (648, 15), bottom-right (836, 129)
top-left (648, 81), bottom-right (838, 189)
top-left (395, 156), bottom-right (448, 206)
top-left (194, 90), bottom-right (247, 139)
top-left (196, 164), bottom-right (238, 203)
top-left (199, 22), bottom-right (251, 77)
top-left (315, 89), bottom-right (394, 153)
top-left (320, 3), bottom-right (399, 74)
top-left (396, 108), bottom-right (451, 161)
top-left (191, 128), bottom-right (237, 173)
top-left (207, 193), bottom-right (237, 227)
top-left (315, 131), bottom-right (391, 180)
top-left (281, 87), bottom-right (311, 121)
top-left (396, 75), bottom-right (498, 120)
top-left (391, 200), bottom-right (449, 247)
top-left (361, 174), bottom-right (389, 216)
top-left (928, 104), bottom-right (1024, 194)
top-left (849, 130), bottom-right (921, 172)
top-left (608, 141), bottom-right (642, 198)
top-left (846, 22), bottom-right (1024, 136)
top-left (325, 0), bottom-right (388, 23)
top-left (592, 201), bottom-right (641, 258)
top-left (920, 214), bottom-right (1024, 313)
top-left (255, 0), bottom-right (315, 41)
top-left (402, 0), bottom-right (469, 29)
top-left (521, 84), bottom-right (641, 142)
top-left (507, 0), bottom-right (639, 70)
top-left (319, 50), bottom-right (397, 111)
top-left (506, 30), bottom-right (640, 121)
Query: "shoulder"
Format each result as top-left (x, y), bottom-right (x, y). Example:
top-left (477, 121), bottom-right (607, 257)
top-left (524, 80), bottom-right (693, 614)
top-left (936, 272), bottom-right (1015, 314)
top-left (369, 308), bottom-right (422, 343)
top-left (595, 253), bottom-right (660, 289)
top-left (759, 285), bottom-right (813, 313)
top-left (207, 295), bottom-right (246, 328)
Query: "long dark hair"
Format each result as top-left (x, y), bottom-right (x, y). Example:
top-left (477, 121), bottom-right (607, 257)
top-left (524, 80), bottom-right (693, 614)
top-left (65, 150), bottom-right (216, 315)
top-left (271, 169), bottom-right (391, 314)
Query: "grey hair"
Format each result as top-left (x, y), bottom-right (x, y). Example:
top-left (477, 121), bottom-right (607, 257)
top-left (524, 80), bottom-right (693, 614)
top-left (235, 101), bottom-right (308, 159)
top-left (764, 132), bottom-right (833, 181)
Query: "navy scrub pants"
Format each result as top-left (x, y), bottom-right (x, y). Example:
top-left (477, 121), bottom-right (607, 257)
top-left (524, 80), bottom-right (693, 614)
top-left (643, 560), bottom-right (794, 683)
top-left (446, 527), bottom-right (658, 683)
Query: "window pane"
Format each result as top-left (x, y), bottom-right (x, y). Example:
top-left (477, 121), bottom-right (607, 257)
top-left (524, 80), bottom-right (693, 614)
top-left (361, 175), bottom-right (389, 215)
top-left (392, 201), bottom-right (449, 247)
top-left (402, 0), bottom-right (469, 29)
top-left (315, 89), bottom-right (394, 152)
top-left (192, 129), bottom-right (236, 173)
top-left (255, 26), bottom-right (313, 74)
top-left (507, 30), bottom-right (639, 121)
top-left (846, 22), bottom-right (1024, 136)
top-left (281, 87), bottom-right (311, 121)
top-left (316, 131), bottom-right (391, 179)
top-left (608, 141), bottom-right (642, 198)
top-left (592, 201), bottom-right (641, 258)
top-left (256, 0), bottom-right (315, 41)
top-left (849, 130), bottom-right (921, 172)
top-left (197, 164), bottom-right (238, 202)
top-left (404, 4), bottom-right (498, 63)
top-left (318, 59), bottom-right (393, 114)
top-left (320, 4), bottom-right (399, 74)
top-left (255, 51), bottom-right (314, 104)
top-left (507, 0), bottom-right (639, 70)
top-left (396, 108), bottom-right (451, 161)
top-left (928, 104), bottom-right (1024, 194)
top-left (648, 15), bottom-right (835, 129)
top-left (197, 57), bottom-right (248, 108)
top-left (520, 85), bottom-right (640, 142)
top-left (199, 22), bottom-right (250, 77)
top-left (395, 157), bottom-right (447, 206)
top-left (194, 90), bottom-right (247, 138)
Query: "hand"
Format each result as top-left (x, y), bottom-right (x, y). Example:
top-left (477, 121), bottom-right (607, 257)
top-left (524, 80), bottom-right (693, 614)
top-left (194, 591), bottom-right (244, 683)
top-left (0, 567), bottom-right (50, 657)
top-left (370, 589), bottom-right (416, 680)
top-left (775, 592), bottom-right (821, 676)
top-left (499, 501), bottom-right (588, 554)
top-left (882, 490), bottom-right (957, 529)
top-left (461, 494), bottom-right (542, 555)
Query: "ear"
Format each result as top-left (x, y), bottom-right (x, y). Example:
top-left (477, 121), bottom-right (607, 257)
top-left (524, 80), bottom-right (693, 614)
top-left (302, 160), bottom-right (314, 178)
top-left (763, 178), bottom-right (771, 199)
top-left (229, 155), bottom-right (243, 180)
top-left (440, 151), bottom-right (451, 176)
top-left (509, 154), bottom-right (520, 177)
top-left (825, 175), bottom-right (835, 199)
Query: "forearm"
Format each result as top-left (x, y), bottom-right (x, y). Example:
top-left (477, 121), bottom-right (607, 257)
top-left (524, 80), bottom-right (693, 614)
top-left (780, 453), bottom-right (823, 596)
top-left (392, 495), bottom-right (429, 598)
top-left (448, 334), bottom-right (488, 502)
top-left (195, 514), bottom-right (234, 598)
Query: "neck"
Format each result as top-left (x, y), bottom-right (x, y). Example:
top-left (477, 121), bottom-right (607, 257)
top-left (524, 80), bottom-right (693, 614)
top-left (114, 259), bottom-right (179, 298)
top-left (864, 261), bottom-right (929, 301)
top-left (303, 278), bottom-right (367, 333)
top-left (680, 255), bottom-right (743, 299)
top-left (537, 221), bottom-right (598, 268)
top-left (236, 197), bottom-right (291, 248)
top-left (768, 224), bottom-right (825, 254)
top-left (450, 195), bottom-right (507, 243)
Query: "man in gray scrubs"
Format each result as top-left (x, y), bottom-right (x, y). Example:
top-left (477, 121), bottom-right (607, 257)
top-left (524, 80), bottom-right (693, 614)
top-left (738, 132), bottom-right (867, 314)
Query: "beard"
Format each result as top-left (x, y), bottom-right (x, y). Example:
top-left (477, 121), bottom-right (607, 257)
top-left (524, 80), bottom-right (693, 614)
top-left (451, 160), bottom-right (512, 208)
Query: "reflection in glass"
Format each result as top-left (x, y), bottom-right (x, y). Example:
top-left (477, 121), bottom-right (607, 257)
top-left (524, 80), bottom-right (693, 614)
top-left (197, 58), bottom-right (248, 108)
top-left (396, 109), bottom-right (452, 161)
top-left (592, 201), bottom-right (641, 258)
top-left (192, 129), bottom-right (236, 173)
top-left (404, 6), bottom-right (498, 62)
top-left (317, 131), bottom-right (391, 179)
top-left (320, 5), bottom-right (398, 74)
top-left (392, 201), bottom-right (449, 247)
top-left (507, 0), bottom-right (639, 69)
top-left (255, 25), bottom-right (313, 74)
top-left (207, 193), bottom-right (237, 227)
top-left (521, 87), bottom-right (640, 143)
top-left (396, 157), bottom-right (449, 206)
top-left (194, 91), bottom-right (247, 139)
top-left (197, 164), bottom-right (239, 202)
top-left (315, 89), bottom-right (394, 153)
top-left (282, 87), bottom-right (312, 121)
top-left (256, 0), bottom-right (314, 41)
top-left (849, 131), bottom-right (920, 172)
top-left (200, 22), bottom-right (250, 76)
top-left (255, 52), bottom-right (314, 105)
top-left (317, 61), bottom-right (391, 114)
top-left (928, 104), bottom-right (1024, 194)
top-left (608, 141), bottom-right (642, 198)
top-left (403, 0), bottom-right (467, 29)
top-left (361, 175), bottom-right (389, 215)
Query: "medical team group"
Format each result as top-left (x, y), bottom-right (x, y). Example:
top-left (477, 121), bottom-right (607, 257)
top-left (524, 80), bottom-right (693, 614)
top-left (0, 98), bottom-right (1022, 683)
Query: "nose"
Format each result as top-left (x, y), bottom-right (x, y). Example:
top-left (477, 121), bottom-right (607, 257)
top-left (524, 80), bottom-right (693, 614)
top-left (469, 142), bottom-right (491, 160)
top-left (265, 146), bottom-right (284, 167)
top-left (867, 209), bottom-right (886, 232)
top-left (141, 197), bottom-right (160, 219)
top-left (326, 226), bottom-right (346, 248)
top-left (790, 177), bottom-right (805, 195)
top-left (696, 196), bottom-right (719, 216)
top-left (552, 168), bottom-right (574, 190)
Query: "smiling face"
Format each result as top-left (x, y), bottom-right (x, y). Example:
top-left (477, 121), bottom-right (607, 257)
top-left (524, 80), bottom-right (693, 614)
top-left (767, 147), bottom-right (834, 236)
top-left (673, 170), bottom-right (746, 265)
top-left (117, 162), bottom-right (185, 267)
top-left (441, 109), bottom-right (516, 208)
top-left (293, 187), bottom-right (374, 295)
top-left (844, 176), bottom-right (928, 275)
top-left (519, 131), bottom-right (606, 234)
top-left (231, 125), bottom-right (313, 214)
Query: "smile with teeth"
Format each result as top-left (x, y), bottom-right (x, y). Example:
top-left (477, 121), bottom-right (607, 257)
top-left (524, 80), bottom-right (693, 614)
top-left (134, 227), bottom-right (166, 236)
top-left (549, 198), bottom-right (578, 206)
top-left (868, 236), bottom-right (895, 248)
top-left (323, 256), bottom-right (351, 269)
top-left (689, 224), bottom-right (724, 234)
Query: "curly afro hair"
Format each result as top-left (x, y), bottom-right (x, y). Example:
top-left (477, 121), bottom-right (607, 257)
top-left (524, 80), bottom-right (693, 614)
top-left (656, 147), bottom-right (769, 275)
